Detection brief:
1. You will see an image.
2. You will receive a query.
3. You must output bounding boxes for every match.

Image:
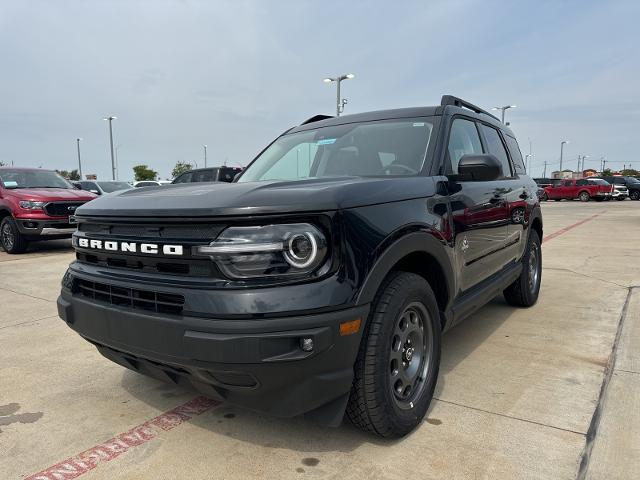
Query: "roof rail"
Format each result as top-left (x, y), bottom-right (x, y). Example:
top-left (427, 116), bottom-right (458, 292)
top-left (300, 114), bottom-right (334, 126)
top-left (440, 95), bottom-right (500, 121)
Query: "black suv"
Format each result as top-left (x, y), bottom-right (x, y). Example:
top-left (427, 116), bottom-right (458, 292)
top-left (172, 166), bottom-right (242, 184)
top-left (598, 176), bottom-right (640, 200)
top-left (58, 95), bottom-right (542, 438)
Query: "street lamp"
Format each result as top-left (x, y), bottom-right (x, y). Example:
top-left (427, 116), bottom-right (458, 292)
top-left (578, 155), bottom-right (589, 173)
top-left (203, 145), bottom-right (207, 168)
top-left (492, 105), bottom-right (517, 123)
top-left (323, 73), bottom-right (355, 116)
top-left (525, 154), bottom-right (533, 173)
top-left (76, 138), bottom-right (83, 180)
top-left (559, 140), bottom-right (569, 172)
top-left (103, 116), bottom-right (117, 180)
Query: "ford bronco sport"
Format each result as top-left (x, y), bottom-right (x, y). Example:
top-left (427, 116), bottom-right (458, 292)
top-left (58, 95), bottom-right (543, 438)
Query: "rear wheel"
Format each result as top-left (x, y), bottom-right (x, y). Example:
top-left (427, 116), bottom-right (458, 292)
top-left (0, 217), bottom-right (29, 254)
top-left (579, 191), bottom-right (590, 202)
top-left (346, 272), bottom-right (441, 438)
top-left (630, 190), bottom-right (640, 201)
top-left (504, 229), bottom-right (541, 307)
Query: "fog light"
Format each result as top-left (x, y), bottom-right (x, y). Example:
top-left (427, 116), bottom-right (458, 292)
top-left (23, 221), bottom-right (38, 229)
top-left (300, 338), bottom-right (314, 352)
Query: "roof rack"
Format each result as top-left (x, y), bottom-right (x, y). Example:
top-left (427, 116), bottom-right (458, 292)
top-left (440, 95), bottom-right (500, 121)
top-left (300, 114), bottom-right (334, 126)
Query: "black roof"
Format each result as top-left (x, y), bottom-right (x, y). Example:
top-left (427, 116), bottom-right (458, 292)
top-left (289, 95), bottom-right (511, 136)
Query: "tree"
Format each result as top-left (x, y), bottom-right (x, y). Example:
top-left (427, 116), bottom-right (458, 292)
top-left (601, 168), bottom-right (613, 176)
top-left (56, 169), bottom-right (70, 178)
top-left (172, 161), bottom-right (193, 179)
top-left (133, 165), bottom-right (158, 181)
top-left (0, 161), bottom-right (5, 167)
top-left (620, 168), bottom-right (639, 177)
top-left (68, 169), bottom-right (81, 181)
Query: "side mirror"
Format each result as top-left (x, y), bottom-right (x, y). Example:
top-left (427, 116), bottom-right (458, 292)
top-left (457, 154), bottom-right (502, 181)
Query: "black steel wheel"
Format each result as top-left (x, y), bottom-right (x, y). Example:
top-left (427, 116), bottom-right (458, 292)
top-left (346, 272), bottom-right (441, 438)
top-left (0, 217), bottom-right (28, 254)
top-left (504, 229), bottom-right (542, 307)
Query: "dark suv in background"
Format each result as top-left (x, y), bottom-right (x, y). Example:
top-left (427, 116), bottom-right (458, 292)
top-left (172, 166), bottom-right (242, 184)
top-left (597, 176), bottom-right (640, 200)
top-left (58, 95), bottom-right (542, 438)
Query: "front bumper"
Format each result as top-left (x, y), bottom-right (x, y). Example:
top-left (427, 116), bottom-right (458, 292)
top-left (57, 287), bottom-right (369, 420)
top-left (15, 217), bottom-right (76, 237)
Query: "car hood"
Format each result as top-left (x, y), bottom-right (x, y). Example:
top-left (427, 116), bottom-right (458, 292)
top-left (8, 188), bottom-right (96, 201)
top-left (76, 177), bottom-right (439, 217)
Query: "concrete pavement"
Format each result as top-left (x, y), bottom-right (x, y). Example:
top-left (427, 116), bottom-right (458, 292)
top-left (1, 201), bottom-right (639, 479)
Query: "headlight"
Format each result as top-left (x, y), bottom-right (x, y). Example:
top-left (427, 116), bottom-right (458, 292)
top-left (19, 200), bottom-right (46, 210)
top-left (194, 223), bottom-right (328, 279)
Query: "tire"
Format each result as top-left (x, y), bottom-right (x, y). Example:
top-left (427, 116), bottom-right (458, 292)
top-left (630, 190), bottom-right (640, 201)
top-left (0, 217), bottom-right (29, 254)
top-left (540, 193), bottom-right (548, 202)
top-left (503, 229), bottom-right (542, 307)
top-left (346, 272), bottom-right (441, 438)
top-left (578, 191), bottom-right (590, 202)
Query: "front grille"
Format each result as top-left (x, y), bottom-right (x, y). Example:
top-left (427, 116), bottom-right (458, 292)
top-left (74, 279), bottom-right (184, 315)
top-left (44, 202), bottom-right (84, 217)
top-left (75, 252), bottom-right (214, 277)
top-left (78, 222), bottom-right (225, 240)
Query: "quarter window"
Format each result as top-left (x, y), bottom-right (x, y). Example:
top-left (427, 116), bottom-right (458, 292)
top-left (504, 135), bottom-right (526, 175)
top-left (447, 119), bottom-right (483, 174)
top-left (479, 124), bottom-right (512, 177)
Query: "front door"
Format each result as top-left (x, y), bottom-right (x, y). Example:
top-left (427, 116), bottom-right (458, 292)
top-left (445, 117), bottom-right (510, 292)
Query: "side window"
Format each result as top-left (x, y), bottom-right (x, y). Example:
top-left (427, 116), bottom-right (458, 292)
top-left (504, 135), bottom-right (526, 175)
top-left (173, 172), bottom-right (192, 183)
top-left (613, 177), bottom-right (624, 185)
top-left (447, 119), bottom-right (483, 174)
top-left (564, 180), bottom-right (573, 187)
top-left (552, 180), bottom-right (562, 187)
top-left (576, 179), bottom-right (588, 186)
top-left (193, 170), bottom-right (214, 182)
top-left (479, 124), bottom-right (512, 177)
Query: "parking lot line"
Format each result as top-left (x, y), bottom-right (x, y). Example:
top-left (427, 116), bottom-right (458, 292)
top-left (24, 396), bottom-right (219, 480)
top-left (542, 211), bottom-right (603, 243)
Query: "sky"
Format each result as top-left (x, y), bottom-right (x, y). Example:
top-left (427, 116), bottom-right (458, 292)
top-left (1, 0), bottom-right (639, 180)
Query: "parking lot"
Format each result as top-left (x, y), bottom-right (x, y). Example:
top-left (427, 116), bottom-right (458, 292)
top-left (1, 201), bottom-right (638, 480)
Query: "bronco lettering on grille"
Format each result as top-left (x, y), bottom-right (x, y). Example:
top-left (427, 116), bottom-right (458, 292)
top-left (77, 237), bottom-right (184, 256)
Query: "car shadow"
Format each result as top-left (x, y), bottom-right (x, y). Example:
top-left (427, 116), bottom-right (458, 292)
top-left (119, 294), bottom-right (514, 453)
top-left (0, 238), bottom-right (73, 255)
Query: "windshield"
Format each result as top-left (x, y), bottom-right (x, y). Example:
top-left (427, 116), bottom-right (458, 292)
top-left (625, 176), bottom-right (640, 183)
top-left (239, 118), bottom-right (434, 183)
top-left (0, 169), bottom-right (72, 189)
top-left (98, 181), bottom-right (131, 193)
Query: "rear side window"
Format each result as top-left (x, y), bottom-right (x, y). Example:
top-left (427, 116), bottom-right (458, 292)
top-left (447, 119), bottom-right (483, 174)
top-left (504, 135), bottom-right (526, 175)
top-left (479, 124), bottom-right (512, 177)
top-left (576, 179), bottom-right (588, 186)
top-left (193, 170), bottom-right (215, 182)
top-left (564, 180), bottom-right (573, 187)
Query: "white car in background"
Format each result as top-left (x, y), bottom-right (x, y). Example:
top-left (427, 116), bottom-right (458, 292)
top-left (133, 180), bottom-right (172, 188)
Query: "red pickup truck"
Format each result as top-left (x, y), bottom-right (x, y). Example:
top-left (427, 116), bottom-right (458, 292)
top-left (0, 167), bottom-right (96, 253)
top-left (543, 178), bottom-right (611, 202)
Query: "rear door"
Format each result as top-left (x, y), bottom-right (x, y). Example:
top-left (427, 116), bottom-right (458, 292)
top-left (445, 117), bottom-right (510, 292)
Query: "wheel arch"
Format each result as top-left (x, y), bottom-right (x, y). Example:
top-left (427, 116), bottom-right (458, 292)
top-left (355, 232), bottom-right (454, 330)
top-left (0, 208), bottom-right (12, 221)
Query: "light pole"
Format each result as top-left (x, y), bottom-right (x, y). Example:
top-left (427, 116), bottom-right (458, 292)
top-left (525, 154), bottom-right (533, 173)
top-left (115, 144), bottom-right (123, 180)
top-left (203, 145), bottom-right (207, 168)
top-left (323, 73), bottom-right (355, 116)
top-left (103, 116), bottom-right (117, 180)
top-left (578, 155), bottom-right (589, 173)
top-left (76, 138), bottom-right (83, 179)
top-left (492, 105), bottom-right (516, 123)
top-left (559, 140), bottom-right (569, 172)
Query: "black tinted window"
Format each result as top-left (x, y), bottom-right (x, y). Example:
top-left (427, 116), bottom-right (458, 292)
top-left (479, 124), bottom-right (512, 177)
top-left (193, 170), bottom-right (215, 182)
top-left (173, 172), bottom-right (192, 183)
top-left (504, 135), bottom-right (526, 174)
top-left (564, 180), bottom-right (573, 186)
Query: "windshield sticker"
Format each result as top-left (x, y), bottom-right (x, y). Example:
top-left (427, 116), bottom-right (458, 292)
top-left (413, 122), bottom-right (425, 127)
top-left (317, 138), bottom-right (336, 145)
top-left (2, 181), bottom-right (18, 187)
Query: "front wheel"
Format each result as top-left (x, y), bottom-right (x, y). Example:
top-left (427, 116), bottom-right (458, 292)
top-left (629, 190), bottom-right (639, 201)
top-left (0, 217), bottom-right (29, 254)
top-left (346, 272), bottom-right (441, 438)
top-left (504, 229), bottom-right (542, 307)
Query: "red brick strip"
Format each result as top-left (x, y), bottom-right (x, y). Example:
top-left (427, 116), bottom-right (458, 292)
top-left (26, 396), bottom-right (219, 480)
top-left (543, 212), bottom-right (602, 243)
